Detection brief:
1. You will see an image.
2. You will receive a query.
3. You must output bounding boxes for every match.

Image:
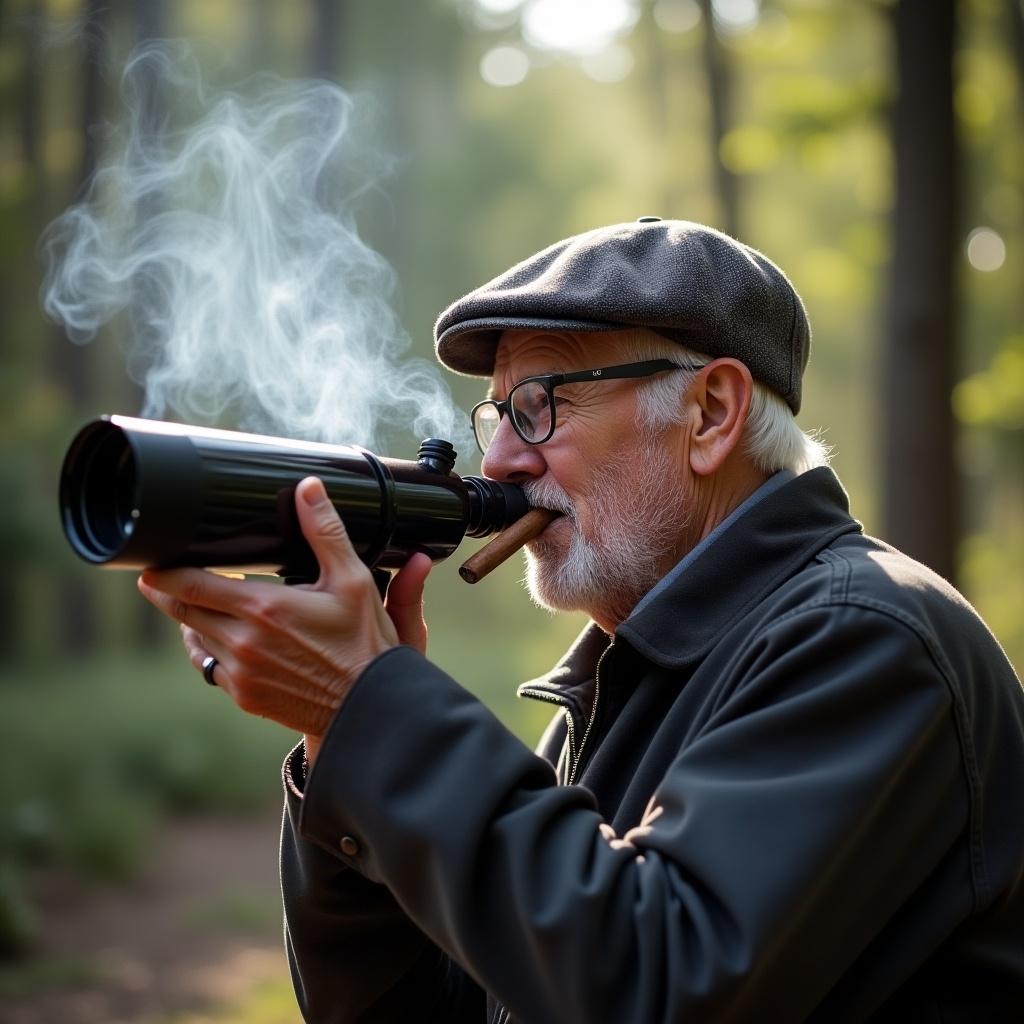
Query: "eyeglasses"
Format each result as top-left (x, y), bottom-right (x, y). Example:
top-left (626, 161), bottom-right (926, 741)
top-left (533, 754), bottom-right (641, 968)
top-left (470, 358), bottom-right (703, 454)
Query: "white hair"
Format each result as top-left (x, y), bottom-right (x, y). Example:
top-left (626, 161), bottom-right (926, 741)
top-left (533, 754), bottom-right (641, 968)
top-left (616, 328), bottom-right (831, 475)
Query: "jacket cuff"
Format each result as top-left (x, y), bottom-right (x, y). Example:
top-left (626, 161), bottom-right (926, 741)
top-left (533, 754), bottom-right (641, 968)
top-left (296, 644), bottom-right (557, 883)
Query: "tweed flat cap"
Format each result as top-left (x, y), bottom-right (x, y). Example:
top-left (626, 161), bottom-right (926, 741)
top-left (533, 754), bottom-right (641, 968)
top-left (434, 218), bottom-right (811, 413)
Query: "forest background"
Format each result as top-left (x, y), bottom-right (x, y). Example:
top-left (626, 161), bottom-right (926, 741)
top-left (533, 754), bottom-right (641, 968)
top-left (0, 0), bottom-right (1021, 1020)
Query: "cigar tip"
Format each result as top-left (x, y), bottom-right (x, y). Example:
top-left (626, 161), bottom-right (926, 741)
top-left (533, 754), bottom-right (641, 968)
top-left (458, 566), bottom-right (479, 585)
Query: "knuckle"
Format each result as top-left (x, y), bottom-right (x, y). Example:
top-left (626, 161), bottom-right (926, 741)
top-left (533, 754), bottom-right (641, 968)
top-left (232, 632), bottom-right (259, 664)
top-left (244, 596), bottom-right (278, 627)
top-left (318, 513), bottom-right (346, 539)
top-left (338, 569), bottom-right (374, 603)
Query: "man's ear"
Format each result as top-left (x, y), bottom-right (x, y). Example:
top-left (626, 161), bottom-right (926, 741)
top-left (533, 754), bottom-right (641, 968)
top-left (686, 359), bottom-right (754, 477)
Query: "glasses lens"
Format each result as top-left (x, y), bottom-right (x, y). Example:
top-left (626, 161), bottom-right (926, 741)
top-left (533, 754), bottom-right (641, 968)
top-left (472, 403), bottom-right (501, 452)
top-left (509, 381), bottom-right (552, 443)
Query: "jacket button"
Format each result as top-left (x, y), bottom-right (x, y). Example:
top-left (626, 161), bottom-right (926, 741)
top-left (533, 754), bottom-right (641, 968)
top-left (339, 836), bottom-right (359, 856)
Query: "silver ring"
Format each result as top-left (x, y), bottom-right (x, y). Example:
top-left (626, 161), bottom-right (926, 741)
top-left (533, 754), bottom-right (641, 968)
top-left (201, 655), bottom-right (219, 687)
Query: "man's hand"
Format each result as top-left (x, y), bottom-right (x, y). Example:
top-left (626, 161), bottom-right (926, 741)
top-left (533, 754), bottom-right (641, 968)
top-left (137, 476), bottom-right (432, 762)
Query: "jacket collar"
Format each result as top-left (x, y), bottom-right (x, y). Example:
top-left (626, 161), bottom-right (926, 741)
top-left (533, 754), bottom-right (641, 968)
top-left (517, 618), bottom-right (611, 703)
top-left (616, 466), bottom-right (861, 669)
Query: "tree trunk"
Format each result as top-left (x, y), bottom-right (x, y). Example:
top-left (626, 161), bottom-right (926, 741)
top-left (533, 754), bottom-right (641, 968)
top-left (0, 1), bottom-right (46, 665)
top-left (309, 0), bottom-right (345, 80)
top-left (248, 0), bottom-right (276, 70)
top-left (51, 0), bottom-right (109, 656)
top-left (881, 0), bottom-right (959, 582)
top-left (132, 0), bottom-right (168, 647)
top-left (1009, 0), bottom-right (1024, 121)
top-left (636, 2), bottom-right (679, 216)
top-left (697, 0), bottom-right (740, 238)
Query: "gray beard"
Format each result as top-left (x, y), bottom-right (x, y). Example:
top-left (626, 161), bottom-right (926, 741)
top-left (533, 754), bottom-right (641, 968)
top-left (522, 436), bottom-right (690, 627)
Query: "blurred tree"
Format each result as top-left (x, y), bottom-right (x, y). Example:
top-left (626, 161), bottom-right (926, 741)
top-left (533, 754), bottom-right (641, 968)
top-left (1010, 0), bottom-right (1024, 87)
top-left (248, 0), bottom-right (275, 70)
top-left (18, 0), bottom-right (41, 187)
top-left (49, 0), bottom-right (110, 654)
top-left (697, 0), bottom-right (739, 236)
top-left (310, 0), bottom-right (346, 80)
top-left (132, 0), bottom-right (168, 647)
top-left (0, 0), bottom-right (45, 663)
top-left (881, 0), bottom-right (960, 583)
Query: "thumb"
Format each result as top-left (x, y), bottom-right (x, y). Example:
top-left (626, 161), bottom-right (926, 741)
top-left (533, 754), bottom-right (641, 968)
top-left (385, 552), bottom-right (432, 653)
top-left (295, 477), bottom-right (363, 588)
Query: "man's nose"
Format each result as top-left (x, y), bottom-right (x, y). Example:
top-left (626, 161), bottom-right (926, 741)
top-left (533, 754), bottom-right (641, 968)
top-left (481, 415), bottom-right (547, 483)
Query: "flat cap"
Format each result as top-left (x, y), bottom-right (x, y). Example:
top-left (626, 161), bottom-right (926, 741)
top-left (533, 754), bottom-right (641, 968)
top-left (434, 218), bottom-right (811, 413)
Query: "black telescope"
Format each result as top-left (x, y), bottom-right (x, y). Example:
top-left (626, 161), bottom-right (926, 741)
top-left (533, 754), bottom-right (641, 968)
top-left (59, 416), bottom-right (528, 583)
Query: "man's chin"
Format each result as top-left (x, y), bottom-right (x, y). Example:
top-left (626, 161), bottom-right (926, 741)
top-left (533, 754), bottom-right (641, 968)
top-left (523, 544), bottom-right (597, 615)
top-left (523, 547), bottom-right (565, 610)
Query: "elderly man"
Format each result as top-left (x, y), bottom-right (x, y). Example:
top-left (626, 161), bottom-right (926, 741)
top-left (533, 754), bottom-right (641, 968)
top-left (139, 220), bottom-right (1024, 1023)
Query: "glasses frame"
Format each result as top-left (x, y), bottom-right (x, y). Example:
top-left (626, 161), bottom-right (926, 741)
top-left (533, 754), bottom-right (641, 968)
top-left (470, 358), bottom-right (704, 455)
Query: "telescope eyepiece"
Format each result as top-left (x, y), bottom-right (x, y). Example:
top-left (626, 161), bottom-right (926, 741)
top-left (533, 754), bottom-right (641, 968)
top-left (417, 438), bottom-right (457, 476)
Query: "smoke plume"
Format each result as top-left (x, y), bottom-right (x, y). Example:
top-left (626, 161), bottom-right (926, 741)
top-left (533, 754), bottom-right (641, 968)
top-left (41, 43), bottom-right (470, 453)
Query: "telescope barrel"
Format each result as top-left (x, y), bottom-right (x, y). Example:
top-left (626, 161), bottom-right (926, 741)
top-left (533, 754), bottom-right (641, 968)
top-left (59, 416), bottom-right (528, 581)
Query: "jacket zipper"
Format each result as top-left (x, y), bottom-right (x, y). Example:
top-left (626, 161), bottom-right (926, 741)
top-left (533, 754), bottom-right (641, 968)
top-left (568, 642), bottom-right (611, 785)
top-left (519, 641), bottom-right (613, 787)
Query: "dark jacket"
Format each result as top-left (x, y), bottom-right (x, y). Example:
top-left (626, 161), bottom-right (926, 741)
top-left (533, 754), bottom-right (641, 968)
top-left (280, 467), bottom-right (1024, 1023)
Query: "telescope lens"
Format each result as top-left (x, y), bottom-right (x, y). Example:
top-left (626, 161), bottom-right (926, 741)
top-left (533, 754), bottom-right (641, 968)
top-left (63, 424), bottom-right (139, 560)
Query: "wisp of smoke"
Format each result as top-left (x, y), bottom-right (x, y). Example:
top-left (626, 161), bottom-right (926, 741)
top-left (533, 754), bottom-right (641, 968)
top-left (41, 43), bottom-right (470, 452)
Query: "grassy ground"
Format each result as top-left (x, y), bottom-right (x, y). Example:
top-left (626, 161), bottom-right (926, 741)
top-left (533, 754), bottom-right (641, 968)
top-left (0, 651), bottom-right (287, 955)
top-left (167, 978), bottom-right (298, 1024)
top-left (0, 624), bottom-right (571, 1017)
top-left (0, 810), bottom-right (290, 1023)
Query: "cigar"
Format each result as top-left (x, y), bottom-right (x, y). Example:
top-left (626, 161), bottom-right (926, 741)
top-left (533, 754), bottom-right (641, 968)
top-left (459, 507), bottom-right (559, 584)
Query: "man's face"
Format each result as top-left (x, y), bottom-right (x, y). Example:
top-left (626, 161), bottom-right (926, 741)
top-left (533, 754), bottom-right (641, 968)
top-left (481, 330), bottom-right (693, 629)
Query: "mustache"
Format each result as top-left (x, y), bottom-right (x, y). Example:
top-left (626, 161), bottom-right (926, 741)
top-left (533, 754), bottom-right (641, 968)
top-left (523, 477), bottom-right (575, 518)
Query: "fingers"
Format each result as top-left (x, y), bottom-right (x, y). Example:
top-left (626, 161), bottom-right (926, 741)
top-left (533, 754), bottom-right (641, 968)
top-left (138, 573), bottom-right (236, 638)
top-left (181, 624), bottom-right (206, 663)
top-left (385, 552), bottom-right (432, 654)
top-left (181, 625), bottom-right (230, 689)
top-left (294, 477), bottom-right (367, 590)
top-left (139, 566), bottom-right (276, 617)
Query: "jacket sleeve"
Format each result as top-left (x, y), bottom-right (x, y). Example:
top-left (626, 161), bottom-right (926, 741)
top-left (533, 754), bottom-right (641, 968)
top-left (280, 744), bottom-right (485, 1023)
top-left (297, 606), bottom-right (968, 1024)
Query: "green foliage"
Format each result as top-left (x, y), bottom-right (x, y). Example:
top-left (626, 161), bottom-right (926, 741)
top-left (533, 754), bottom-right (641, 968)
top-left (0, 651), bottom-right (287, 947)
top-left (961, 530), bottom-right (1024, 673)
top-left (0, 953), bottom-right (102, 999)
top-left (955, 334), bottom-right (1024, 431)
top-left (0, 862), bottom-right (37, 956)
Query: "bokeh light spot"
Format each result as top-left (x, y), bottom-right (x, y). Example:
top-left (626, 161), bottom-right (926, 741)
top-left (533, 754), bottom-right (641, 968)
top-left (522, 0), bottom-right (639, 55)
top-left (480, 45), bottom-right (531, 87)
top-left (653, 0), bottom-right (702, 33)
top-left (476, 0), bottom-right (524, 12)
top-left (966, 227), bottom-right (1006, 272)
top-left (712, 0), bottom-right (760, 34)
